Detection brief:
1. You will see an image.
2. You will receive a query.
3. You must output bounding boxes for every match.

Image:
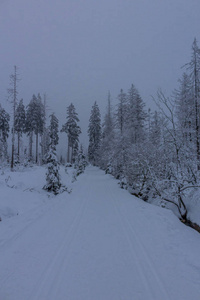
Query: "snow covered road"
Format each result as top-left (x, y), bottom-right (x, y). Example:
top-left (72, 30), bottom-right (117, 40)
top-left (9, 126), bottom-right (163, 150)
top-left (0, 166), bottom-right (200, 300)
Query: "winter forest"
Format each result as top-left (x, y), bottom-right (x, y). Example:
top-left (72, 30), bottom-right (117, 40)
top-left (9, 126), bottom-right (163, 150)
top-left (2, 0), bottom-right (200, 298)
top-left (1, 39), bottom-right (200, 227)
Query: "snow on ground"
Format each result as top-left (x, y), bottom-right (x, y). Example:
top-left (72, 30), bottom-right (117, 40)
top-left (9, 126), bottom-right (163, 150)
top-left (148, 183), bottom-right (200, 226)
top-left (185, 188), bottom-right (200, 225)
top-left (0, 166), bottom-right (200, 300)
top-left (0, 165), bottom-right (73, 220)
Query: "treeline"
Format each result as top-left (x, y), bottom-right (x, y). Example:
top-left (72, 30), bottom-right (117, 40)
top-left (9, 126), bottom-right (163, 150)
top-left (88, 38), bottom-right (200, 222)
top-left (0, 92), bottom-right (48, 166)
top-left (1, 39), bottom-right (200, 218)
top-left (0, 92), bottom-right (83, 167)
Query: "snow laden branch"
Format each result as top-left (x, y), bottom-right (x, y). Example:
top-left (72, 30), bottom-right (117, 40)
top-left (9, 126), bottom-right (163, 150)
top-left (150, 90), bottom-right (200, 220)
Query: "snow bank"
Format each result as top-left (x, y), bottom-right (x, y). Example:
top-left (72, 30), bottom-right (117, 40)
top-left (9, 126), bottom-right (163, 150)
top-left (0, 165), bottom-right (74, 221)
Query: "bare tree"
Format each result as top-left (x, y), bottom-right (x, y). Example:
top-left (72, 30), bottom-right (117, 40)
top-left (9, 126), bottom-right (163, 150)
top-left (7, 66), bottom-right (20, 170)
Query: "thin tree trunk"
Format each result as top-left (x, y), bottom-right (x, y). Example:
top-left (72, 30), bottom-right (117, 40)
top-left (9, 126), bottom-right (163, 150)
top-left (11, 66), bottom-right (17, 170)
top-left (36, 133), bottom-right (38, 164)
top-left (17, 133), bottom-right (20, 162)
top-left (29, 132), bottom-right (33, 161)
top-left (194, 72), bottom-right (200, 170)
top-left (67, 137), bottom-right (70, 163)
top-left (71, 145), bottom-right (74, 164)
top-left (11, 143), bottom-right (14, 169)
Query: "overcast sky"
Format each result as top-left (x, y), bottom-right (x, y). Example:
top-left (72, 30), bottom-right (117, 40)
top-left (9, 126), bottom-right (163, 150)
top-left (0, 0), bottom-right (200, 150)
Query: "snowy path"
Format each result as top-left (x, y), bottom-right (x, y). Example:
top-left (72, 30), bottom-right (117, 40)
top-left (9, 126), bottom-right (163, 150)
top-left (0, 166), bottom-right (200, 300)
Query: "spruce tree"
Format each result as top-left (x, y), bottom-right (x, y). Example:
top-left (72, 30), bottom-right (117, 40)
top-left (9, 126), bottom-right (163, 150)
top-left (25, 94), bottom-right (45, 163)
top-left (15, 99), bottom-right (26, 162)
top-left (127, 84), bottom-right (146, 144)
top-left (7, 66), bottom-right (20, 170)
top-left (43, 145), bottom-right (62, 195)
top-left (74, 146), bottom-right (87, 176)
top-left (34, 94), bottom-right (45, 164)
top-left (116, 89), bottom-right (127, 135)
top-left (49, 113), bottom-right (59, 147)
top-left (0, 104), bottom-right (10, 162)
top-left (184, 38), bottom-right (200, 169)
top-left (100, 92), bottom-right (115, 170)
top-left (41, 94), bottom-right (49, 163)
top-left (61, 103), bottom-right (81, 163)
top-left (44, 115), bottom-right (66, 195)
top-left (25, 98), bottom-right (34, 161)
top-left (174, 72), bottom-right (194, 146)
top-left (88, 101), bottom-right (101, 165)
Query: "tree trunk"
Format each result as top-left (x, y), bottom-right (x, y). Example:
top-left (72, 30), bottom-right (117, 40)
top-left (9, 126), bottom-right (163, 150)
top-left (67, 137), bottom-right (70, 163)
top-left (29, 132), bottom-right (33, 161)
top-left (10, 66), bottom-right (17, 171)
top-left (36, 133), bottom-right (38, 164)
top-left (17, 133), bottom-right (20, 162)
top-left (11, 142), bottom-right (14, 170)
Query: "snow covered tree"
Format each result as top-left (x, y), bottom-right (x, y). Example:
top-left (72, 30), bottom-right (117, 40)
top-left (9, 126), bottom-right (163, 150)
top-left (7, 66), bottom-right (20, 170)
top-left (99, 92), bottom-right (115, 170)
top-left (74, 146), bottom-right (87, 176)
top-left (25, 98), bottom-right (34, 161)
top-left (116, 89), bottom-right (127, 135)
top-left (126, 84), bottom-right (146, 144)
top-left (61, 103), bottom-right (81, 163)
top-left (43, 145), bottom-right (62, 195)
top-left (41, 94), bottom-right (49, 163)
top-left (0, 104), bottom-right (10, 162)
top-left (88, 101), bottom-right (101, 165)
top-left (184, 38), bottom-right (200, 169)
top-left (174, 72), bottom-right (194, 146)
top-left (34, 93), bottom-right (45, 164)
top-left (25, 94), bottom-right (45, 163)
top-left (49, 113), bottom-right (59, 148)
top-left (110, 85), bottom-right (147, 184)
top-left (149, 110), bottom-right (162, 146)
top-left (15, 99), bottom-right (26, 162)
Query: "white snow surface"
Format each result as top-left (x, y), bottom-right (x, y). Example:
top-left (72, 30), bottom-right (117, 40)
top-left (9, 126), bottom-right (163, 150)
top-left (0, 166), bottom-right (200, 300)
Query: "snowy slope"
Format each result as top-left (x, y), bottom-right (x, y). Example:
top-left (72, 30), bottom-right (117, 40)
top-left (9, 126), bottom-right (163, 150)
top-left (0, 166), bottom-right (200, 300)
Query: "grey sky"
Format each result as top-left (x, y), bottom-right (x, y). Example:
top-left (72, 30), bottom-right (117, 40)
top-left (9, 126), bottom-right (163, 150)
top-left (0, 0), bottom-right (200, 150)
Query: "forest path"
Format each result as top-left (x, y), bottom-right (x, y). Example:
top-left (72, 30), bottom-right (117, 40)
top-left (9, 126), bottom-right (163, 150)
top-left (0, 166), bottom-right (200, 300)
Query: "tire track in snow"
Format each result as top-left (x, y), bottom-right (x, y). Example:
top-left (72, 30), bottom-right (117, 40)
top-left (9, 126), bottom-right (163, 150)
top-left (0, 200), bottom-right (60, 287)
top-left (110, 187), bottom-right (170, 300)
top-left (0, 200), bottom-right (56, 249)
top-left (29, 189), bottom-right (89, 300)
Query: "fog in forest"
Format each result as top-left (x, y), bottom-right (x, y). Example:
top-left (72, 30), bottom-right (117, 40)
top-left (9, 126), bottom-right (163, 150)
top-left (0, 0), bottom-right (200, 155)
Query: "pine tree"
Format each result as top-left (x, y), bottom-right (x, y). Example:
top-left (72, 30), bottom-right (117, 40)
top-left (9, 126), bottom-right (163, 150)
top-left (41, 94), bottom-right (49, 163)
top-left (74, 146), bottom-right (87, 176)
top-left (0, 104), bottom-right (10, 162)
top-left (126, 84), bottom-right (146, 144)
top-left (25, 98), bottom-right (34, 161)
top-left (43, 145), bottom-right (62, 195)
top-left (184, 38), bottom-right (200, 169)
top-left (7, 66), bottom-right (20, 170)
top-left (61, 103), bottom-right (81, 163)
top-left (49, 113), bottom-right (59, 147)
top-left (100, 92), bottom-right (115, 170)
top-left (44, 116), bottom-right (67, 195)
top-left (149, 111), bottom-right (162, 146)
top-left (34, 93), bottom-right (45, 164)
top-left (15, 99), bottom-right (26, 162)
top-left (116, 89), bottom-right (127, 135)
top-left (25, 94), bottom-right (45, 163)
top-left (174, 73), bottom-right (194, 146)
top-left (88, 101), bottom-right (101, 165)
